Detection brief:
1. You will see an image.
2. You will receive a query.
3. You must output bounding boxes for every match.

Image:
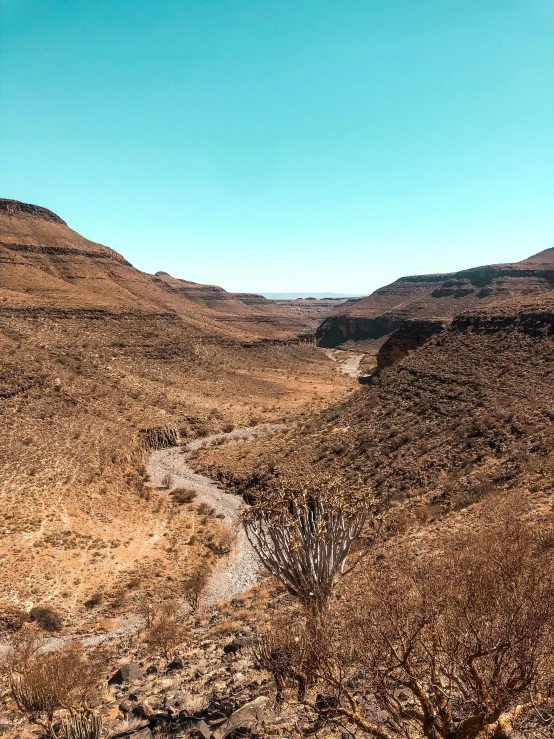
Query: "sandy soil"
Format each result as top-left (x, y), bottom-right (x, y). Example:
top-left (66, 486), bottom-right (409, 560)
top-left (321, 348), bottom-right (365, 377)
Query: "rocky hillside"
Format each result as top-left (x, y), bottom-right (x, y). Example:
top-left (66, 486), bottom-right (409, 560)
top-left (195, 293), bottom-right (554, 527)
top-left (0, 199), bottom-right (353, 615)
top-left (0, 199), bottom-right (317, 340)
top-left (316, 247), bottom-right (554, 358)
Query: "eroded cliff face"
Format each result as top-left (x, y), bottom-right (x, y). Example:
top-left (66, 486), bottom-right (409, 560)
top-left (317, 314), bottom-right (401, 347)
top-left (316, 248), bottom-right (554, 348)
top-left (375, 319), bottom-right (447, 372)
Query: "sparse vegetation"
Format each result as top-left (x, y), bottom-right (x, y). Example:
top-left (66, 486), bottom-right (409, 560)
top-left (160, 472), bottom-right (173, 490)
top-left (8, 637), bottom-right (103, 721)
top-left (143, 603), bottom-right (186, 660)
top-left (182, 564), bottom-right (210, 610)
top-left (29, 605), bottom-right (63, 632)
top-left (280, 498), bottom-right (554, 739)
top-left (170, 486), bottom-right (197, 505)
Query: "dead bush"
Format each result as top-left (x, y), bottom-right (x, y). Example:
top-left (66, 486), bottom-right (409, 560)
top-left (307, 497), bottom-right (554, 739)
top-left (170, 487), bottom-right (197, 505)
top-left (144, 604), bottom-right (186, 660)
top-left (29, 605), bottom-right (63, 632)
top-left (207, 526), bottom-right (236, 556)
top-left (251, 614), bottom-right (309, 703)
top-left (197, 502), bottom-right (216, 516)
top-left (83, 592), bottom-right (103, 609)
top-left (9, 641), bottom-right (104, 720)
top-left (182, 565), bottom-right (210, 610)
top-left (161, 473), bottom-right (173, 489)
top-left (0, 604), bottom-right (29, 633)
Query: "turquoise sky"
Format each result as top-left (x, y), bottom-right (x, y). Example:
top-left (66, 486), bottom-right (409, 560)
top-left (1, 0), bottom-right (553, 294)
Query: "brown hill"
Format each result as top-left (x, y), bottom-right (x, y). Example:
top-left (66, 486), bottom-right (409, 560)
top-left (195, 292), bottom-right (554, 529)
top-left (0, 199), bottom-right (353, 614)
top-left (0, 198), bottom-right (319, 340)
top-left (316, 247), bottom-right (554, 356)
top-left (152, 271), bottom-right (323, 337)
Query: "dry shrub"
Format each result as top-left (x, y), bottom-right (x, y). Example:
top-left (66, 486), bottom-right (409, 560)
top-left (182, 564), bottom-right (210, 610)
top-left (144, 602), bottom-right (186, 660)
top-left (170, 487), bottom-right (197, 505)
top-left (0, 604), bottom-right (29, 633)
top-left (9, 639), bottom-right (104, 720)
top-left (207, 526), bottom-right (236, 555)
top-left (197, 502), bottom-right (216, 516)
top-left (251, 614), bottom-right (309, 703)
top-left (538, 522), bottom-right (554, 550)
top-left (307, 496), bottom-right (554, 739)
top-left (29, 605), bottom-right (63, 632)
top-left (161, 473), bottom-right (173, 489)
top-left (83, 592), bottom-right (103, 609)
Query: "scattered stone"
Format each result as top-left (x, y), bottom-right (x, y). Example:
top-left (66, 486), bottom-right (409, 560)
top-left (145, 665), bottom-right (158, 675)
top-left (315, 693), bottom-right (339, 711)
top-left (166, 656), bottom-right (185, 671)
top-left (191, 719), bottom-right (211, 739)
top-left (211, 696), bottom-right (273, 739)
top-left (223, 636), bottom-right (249, 654)
top-left (109, 663), bottom-right (144, 685)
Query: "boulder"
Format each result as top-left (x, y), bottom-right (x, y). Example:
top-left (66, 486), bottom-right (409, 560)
top-left (166, 656), bottom-right (185, 671)
top-left (211, 696), bottom-right (273, 739)
top-left (109, 663), bottom-right (143, 685)
top-left (191, 719), bottom-right (211, 739)
top-left (109, 724), bottom-right (151, 739)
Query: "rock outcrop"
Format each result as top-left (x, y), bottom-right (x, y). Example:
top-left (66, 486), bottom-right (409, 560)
top-left (376, 319), bottom-right (447, 373)
top-left (316, 247), bottom-right (554, 348)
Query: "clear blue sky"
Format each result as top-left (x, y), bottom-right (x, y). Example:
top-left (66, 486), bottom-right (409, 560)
top-left (1, 0), bottom-right (553, 294)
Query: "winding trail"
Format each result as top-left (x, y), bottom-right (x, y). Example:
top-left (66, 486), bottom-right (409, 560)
top-left (1, 353), bottom-right (360, 654)
top-left (147, 425), bottom-right (282, 606)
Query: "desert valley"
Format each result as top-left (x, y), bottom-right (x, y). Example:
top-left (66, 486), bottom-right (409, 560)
top-left (1, 198), bottom-right (554, 738)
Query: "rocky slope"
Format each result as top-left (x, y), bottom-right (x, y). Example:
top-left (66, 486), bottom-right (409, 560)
top-left (0, 200), bottom-right (353, 616)
top-left (195, 293), bottom-right (554, 527)
top-left (0, 198), bottom-right (317, 340)
top-left (316, 247), bottom-right (554, 358)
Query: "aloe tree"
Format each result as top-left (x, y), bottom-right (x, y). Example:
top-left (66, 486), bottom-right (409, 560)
top-left (243, 470), bottom-right (373, 613)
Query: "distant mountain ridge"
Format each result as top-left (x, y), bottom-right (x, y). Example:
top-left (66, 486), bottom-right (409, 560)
top-left (261, 292), bottom-right (361, 300)
top-left (316, 247), bottom-right (554, 350)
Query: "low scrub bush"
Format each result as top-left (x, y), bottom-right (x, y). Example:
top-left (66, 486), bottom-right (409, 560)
top-left (83, 592), bottom-right (103, 609)
top-left (182, 565), bottom-right (210, 610)
top-left (0, 604), bottom-right (29, 633)
top-left (197, 502), bottom-right (216, 517)
top-left (170, 487), bottom-right (197, 505)
top-left (161, 473), bottom-right (173, 489)
top-left (29, 605), bottom-right (63, 632)
top-left (9, 640), bottom-right (104, 720)
top-left (144, 603), bottom-right (186, 660)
